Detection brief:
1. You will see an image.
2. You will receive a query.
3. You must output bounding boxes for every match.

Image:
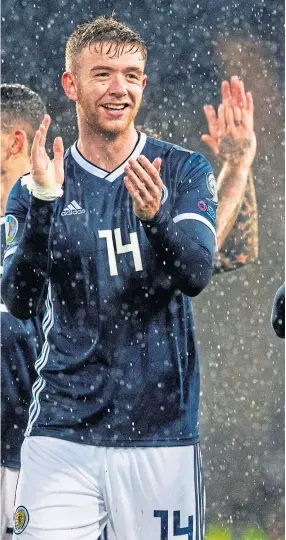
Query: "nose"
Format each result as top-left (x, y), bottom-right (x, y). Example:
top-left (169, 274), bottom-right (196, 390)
top-left (108, 74), bottom-right (128, 97)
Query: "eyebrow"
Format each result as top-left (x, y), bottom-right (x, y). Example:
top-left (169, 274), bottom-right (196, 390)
top-left (90, 65), bottom-right (144, 74)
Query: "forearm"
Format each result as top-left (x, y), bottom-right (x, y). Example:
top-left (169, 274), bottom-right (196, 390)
top-left (142, 207), bottom-right (213, 297)
top-left (213, 169), bottom-right (258, 273)
top-left (216, 161), bottom-right (250, 250)
top-left (2, 196), bottom-right (54, 319)
top-left (241, 170), bottom-right (259, 261)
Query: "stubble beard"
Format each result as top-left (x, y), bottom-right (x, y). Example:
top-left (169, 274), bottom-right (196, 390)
top-left (78, 98), bottom-right (141, 140)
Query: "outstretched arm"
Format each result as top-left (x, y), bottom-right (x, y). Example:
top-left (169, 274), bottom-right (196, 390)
top-left (202, 76), bottom-right (259, 271)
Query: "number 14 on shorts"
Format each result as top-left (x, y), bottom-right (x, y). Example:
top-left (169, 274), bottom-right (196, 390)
top-left (154, 510), bottom-right (193, 539)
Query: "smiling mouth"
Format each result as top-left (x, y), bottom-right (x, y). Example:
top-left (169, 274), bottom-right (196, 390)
top-left (102, 104), bottom-right (129, 110)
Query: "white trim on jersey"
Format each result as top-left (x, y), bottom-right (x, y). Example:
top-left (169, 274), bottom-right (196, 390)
top-left (0, 216), bottom-right (6, 225)
top-left (70, 132), bottom-right (147, 182)
top-left (0, 304), bottom-right (8, 312)
top-left (173, 212), bottom-right (218, 250)
top-left (3, 246), bottom-right (17, 260)
top-left (25, 280), bottom-right (54, 436)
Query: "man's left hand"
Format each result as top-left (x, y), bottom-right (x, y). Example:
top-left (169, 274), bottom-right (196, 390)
top-left (202, 76), bottom-right (257, 169)
top-left (124, 155), bottom-right (162, 220)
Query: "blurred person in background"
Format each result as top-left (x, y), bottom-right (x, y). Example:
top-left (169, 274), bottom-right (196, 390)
top-left (1, 84), bottom-right (45, 540)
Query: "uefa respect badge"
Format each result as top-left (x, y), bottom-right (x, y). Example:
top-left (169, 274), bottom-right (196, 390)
top-left (5, 214), bottom-right (18, 244)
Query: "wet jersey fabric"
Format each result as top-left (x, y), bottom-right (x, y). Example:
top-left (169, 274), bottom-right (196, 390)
top-left (1, 219), bottom-right (43, 468)
top-left (3, 133), bottom-right (217, 447)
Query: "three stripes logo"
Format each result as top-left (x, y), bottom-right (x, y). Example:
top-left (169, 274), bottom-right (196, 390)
top-left (61, 200), bottom-right (86, 216)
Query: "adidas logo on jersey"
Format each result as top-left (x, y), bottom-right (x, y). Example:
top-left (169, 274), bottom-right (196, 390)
top-left (61, 200), bottom-right (86, 216)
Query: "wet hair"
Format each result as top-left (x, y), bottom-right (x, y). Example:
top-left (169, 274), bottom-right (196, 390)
top-left (1, 83), bottom-right (46, 147)
top-left (65, 16), bottom-right (147, 73)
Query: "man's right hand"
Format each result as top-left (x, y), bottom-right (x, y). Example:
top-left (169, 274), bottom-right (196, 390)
top-left (30, 114), bottom-right (64, 191)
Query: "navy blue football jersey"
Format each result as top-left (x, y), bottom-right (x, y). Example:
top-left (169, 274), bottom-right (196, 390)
top-left (3, 133), bottom-right (217, 447)
top-left (1, 218), bottom-right (43, 468)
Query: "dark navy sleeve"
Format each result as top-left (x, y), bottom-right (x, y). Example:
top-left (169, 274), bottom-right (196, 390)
top-left (271, 283), bottom-right (285, 338)
top-left (141, 152), bottom-right (217, 297)
top-left (2, 178), bottom-right (54, 319)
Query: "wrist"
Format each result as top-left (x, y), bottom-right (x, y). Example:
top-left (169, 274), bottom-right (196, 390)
top-left (221, 160), bottom-right (252, 176)
top-left (139, 205), bottom-right (166, 225)
top-left (21, 173), bottom-right (63, 201)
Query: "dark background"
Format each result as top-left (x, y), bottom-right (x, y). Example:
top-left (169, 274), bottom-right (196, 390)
top-left (2, 0), bottom-right (284, 537)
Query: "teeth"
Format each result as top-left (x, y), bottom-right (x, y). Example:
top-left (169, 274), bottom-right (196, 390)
top-left (104, 104), bottom-right (126, 110)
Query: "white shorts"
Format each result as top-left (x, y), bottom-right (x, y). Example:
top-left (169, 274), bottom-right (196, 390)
top-left (13, 436), bottom-right (205, 540)
top-left (1, 467), bottom-right (19, 540)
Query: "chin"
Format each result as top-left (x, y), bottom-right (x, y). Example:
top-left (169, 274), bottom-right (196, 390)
top-left (98, 122), bottom-right (133, 137)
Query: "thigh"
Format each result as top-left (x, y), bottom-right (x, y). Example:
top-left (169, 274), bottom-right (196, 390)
top-left (105, 444), bottom-right (205, 540)
top-left (1, 467), bottom-right (19, 540)
top-left (12, 436), bottom-right (108, 540)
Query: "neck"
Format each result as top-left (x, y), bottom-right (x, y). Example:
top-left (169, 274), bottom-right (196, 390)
top-left (1, 158), bottom-right (30, 216)
top-left (77, 123), bottom-right (139, 172)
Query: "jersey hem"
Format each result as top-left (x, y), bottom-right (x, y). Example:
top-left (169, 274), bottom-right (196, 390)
top-left (1, 459), bottom-right (20, 469)
top-left (27, 428), bottom-right (199, 447)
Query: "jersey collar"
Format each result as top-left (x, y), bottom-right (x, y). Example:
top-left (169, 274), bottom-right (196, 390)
top-left (70, 132), bottom-right (147, 183)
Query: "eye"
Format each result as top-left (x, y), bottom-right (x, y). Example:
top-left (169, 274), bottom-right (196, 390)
top-left (126, 74), bottom-right (140, 80)
top-left (95, 72), bottom-right (109, 78)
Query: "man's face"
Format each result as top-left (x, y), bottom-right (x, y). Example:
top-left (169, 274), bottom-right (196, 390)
top-left (70, 43), bottom-right (147, 135)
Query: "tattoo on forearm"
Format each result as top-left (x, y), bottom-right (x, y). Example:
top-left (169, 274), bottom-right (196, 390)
top-left (219, 136), bottom-right (251, 162)
top-left (214, 171), bottom-right (259, 273)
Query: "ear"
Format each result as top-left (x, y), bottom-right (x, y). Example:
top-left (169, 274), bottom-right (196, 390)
top-left (9, 129), bottom-right (27, 155)
top-left (142, 74), bottom-right (147, 90)
top-left (62, 71), bottom-right (78, 102)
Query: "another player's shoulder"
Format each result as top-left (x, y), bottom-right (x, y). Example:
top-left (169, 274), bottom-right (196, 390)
top-left (145, 135), bottom-right (212, 175)
top-left (6, 173), bottom-right (31, 215)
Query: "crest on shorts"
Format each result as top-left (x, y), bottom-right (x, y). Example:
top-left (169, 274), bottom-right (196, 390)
top-left (206, 172), bottom-right (218, 203)
top-left (14, 506), bottom-right (29, 535)
top-left (5, 214), bottom-right (18, 244)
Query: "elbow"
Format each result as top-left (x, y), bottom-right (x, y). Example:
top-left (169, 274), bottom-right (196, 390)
top-left (1, 281), bottom-right (37, 320)
top-left (181, 263), bottom-right (213, 297)
top-left (6, 302), bottom-right (37, 320)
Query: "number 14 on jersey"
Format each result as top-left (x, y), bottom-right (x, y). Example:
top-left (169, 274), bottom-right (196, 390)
top-left (98, 228), bottom-right (143, 276)
top-left (154, 510), bottom-right (193, 539)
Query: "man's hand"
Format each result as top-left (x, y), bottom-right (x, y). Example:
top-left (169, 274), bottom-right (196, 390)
top-left (30, 114), bottom-right (64, 191)
top-left (201, 75), bottom-right (256, 169)
top-left (124, 155), bottom-right (162, 220)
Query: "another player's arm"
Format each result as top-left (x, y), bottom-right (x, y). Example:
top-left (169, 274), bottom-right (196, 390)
top-left (215, 159), bottom-right (250, 250)
top-left (2, 193), bottom-right (54, 319)
top-left (1, 116), bottom-right (64, 319)
top-left (124, 152), bottom-right (216, 297)
top-left (214, 170), bottom-right (258, 272)
top-left (202, 76), bottom-right (258, 265)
